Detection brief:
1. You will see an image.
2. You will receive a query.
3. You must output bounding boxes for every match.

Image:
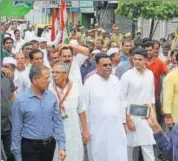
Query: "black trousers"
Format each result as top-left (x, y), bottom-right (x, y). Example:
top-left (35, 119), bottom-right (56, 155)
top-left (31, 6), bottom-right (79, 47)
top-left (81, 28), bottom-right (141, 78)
top-left (21, 137), bottom-right (56, 161)
top-left (1, 134), bottom-right (15, 161)
top-left (155, 100), bottom-right (163, 125)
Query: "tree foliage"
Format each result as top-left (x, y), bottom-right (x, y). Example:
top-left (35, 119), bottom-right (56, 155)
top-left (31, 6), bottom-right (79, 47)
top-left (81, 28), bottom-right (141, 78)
top-left (115, 1), bottom-right (178, 21)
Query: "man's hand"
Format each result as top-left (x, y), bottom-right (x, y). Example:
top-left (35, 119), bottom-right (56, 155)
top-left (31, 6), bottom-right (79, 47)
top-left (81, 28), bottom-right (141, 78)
top-left (1, 67), bottom-right (13, 78)
top-left (164, 115), bottom-right (174, 127)
top-left (127, 115), bottom-right (136, 131)
top-left (58, 150), bottom-right (66, 161)
top-left (147, 107), bottom-right (162, 133)
top-left (82, 129), bottom-right (91, 144)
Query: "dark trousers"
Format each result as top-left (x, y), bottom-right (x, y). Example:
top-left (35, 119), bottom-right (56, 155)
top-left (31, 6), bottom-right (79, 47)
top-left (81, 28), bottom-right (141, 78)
top-left (155, 100), bottom-right (163, 125)
top-left (21, 137), bottom-right (56, 161)
top-left (1, 134), bottom-right (15, 161)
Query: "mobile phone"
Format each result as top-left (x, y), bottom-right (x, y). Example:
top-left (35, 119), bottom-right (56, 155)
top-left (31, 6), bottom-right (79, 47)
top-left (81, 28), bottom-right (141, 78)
top-left (127, 104), bottom-right (151, 117)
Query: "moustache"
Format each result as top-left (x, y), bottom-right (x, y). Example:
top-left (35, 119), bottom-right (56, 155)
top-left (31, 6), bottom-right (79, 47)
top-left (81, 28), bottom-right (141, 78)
top-left (64, 60), bottom-right (71, 64)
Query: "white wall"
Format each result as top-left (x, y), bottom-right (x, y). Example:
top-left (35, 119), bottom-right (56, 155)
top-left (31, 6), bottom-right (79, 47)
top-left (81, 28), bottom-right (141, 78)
top-left (25, 8), bottom-right (50, 25)
top-left (140, 18), bottom-right (177, 40)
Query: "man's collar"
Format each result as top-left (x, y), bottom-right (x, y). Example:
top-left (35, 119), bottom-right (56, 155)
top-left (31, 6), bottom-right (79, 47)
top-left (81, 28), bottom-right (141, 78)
top-left (28, 88), bottom-right (48, 98)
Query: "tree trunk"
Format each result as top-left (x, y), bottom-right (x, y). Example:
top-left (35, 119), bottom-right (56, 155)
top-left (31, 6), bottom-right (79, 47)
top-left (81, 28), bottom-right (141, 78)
top-left (151, 21), bottom-right (160, 38)
top-left (149, 19), bottom-right (155, 38)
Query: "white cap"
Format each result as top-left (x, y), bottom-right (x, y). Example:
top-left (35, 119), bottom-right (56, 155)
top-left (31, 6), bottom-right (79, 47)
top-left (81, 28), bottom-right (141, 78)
top-left (107, 47), bottom-right (119, 56)
top-left (69, 39), bottom-right (79, 45)
top-left (31, 36), bottom-right (40, 42)
top-left (92, 49), bottom-right (100, 55)
top-left (3, 57), bottom-right (17, 67)
top-left (40, 37), bottom-right (47, 42)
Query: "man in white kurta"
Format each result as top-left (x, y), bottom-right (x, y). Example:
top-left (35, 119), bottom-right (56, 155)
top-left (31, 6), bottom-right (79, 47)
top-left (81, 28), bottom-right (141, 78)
top-left (120, 48), bottom-right (156, 161)
top-left (84, 53), bottom-right (127, 161)
top-left (24, 26), bottom-right (36, 42)
top-left (14, 53), bottom-right (31, 95)
top-left (49, 63), bottom-right (90, 161)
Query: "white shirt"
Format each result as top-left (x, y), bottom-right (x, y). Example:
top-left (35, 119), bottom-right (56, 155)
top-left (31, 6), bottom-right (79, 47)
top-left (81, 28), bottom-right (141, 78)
top-left (41, 30), bottom-right (52, 43)
top-left (120, 67), bottom-right (156, 147)
top-left (84, 74), bottom-right (127, 161)
top-left (69, 54), bottom-right (88, 85)
top-left (24, 30), bottom-right (36, 42)
top-left (14, 67), bottom-right (31, 95)
top-left (39, 48), bottom-right (50, 68)
top-left (12, 38), bottom-right (25, 54)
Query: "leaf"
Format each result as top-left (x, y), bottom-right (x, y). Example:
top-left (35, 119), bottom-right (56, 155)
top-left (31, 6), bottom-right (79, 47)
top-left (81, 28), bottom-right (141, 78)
top-left (116, 0), bottom-right (178, 20)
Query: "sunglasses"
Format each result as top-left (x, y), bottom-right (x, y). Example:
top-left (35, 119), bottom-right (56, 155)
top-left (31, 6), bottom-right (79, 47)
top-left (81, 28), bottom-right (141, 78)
top-left (102, 63), bottom-right (112, 67)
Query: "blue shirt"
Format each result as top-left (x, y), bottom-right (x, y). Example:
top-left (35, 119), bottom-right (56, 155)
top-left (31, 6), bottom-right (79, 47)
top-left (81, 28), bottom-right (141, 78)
top-left (120, 51), bottom-right (128, 63)
top-left (11, 88), bottom-right (66, 161)
top-left (154, 124), bottom-right (178, 161)
top-left (115, 60), bottom-right (133, 79)
top-left (80, 59), bottom-right (96, 83)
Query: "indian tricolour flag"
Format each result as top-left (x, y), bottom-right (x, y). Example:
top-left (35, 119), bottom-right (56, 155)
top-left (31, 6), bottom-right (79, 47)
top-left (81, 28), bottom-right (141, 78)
top-left (60, 0), bottom-right (68, 43)
top-left (51, 8), bottom-right (57, 41)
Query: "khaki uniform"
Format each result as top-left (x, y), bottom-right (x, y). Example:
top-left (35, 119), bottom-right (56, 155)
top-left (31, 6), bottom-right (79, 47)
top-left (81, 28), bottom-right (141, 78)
top-left (171, 37), bottom-right (178, 50)
top-left (103, 37), bottom-right (110, 50)
top-left (111, 33), bottom-right (123, 46)
top-left (79, 33), bottom-right (86, 45)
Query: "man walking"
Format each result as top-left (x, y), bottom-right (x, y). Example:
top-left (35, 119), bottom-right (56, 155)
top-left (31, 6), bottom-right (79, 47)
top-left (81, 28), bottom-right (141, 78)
top-left (121, 47), bottom-right (156, 161)
top-left (84, 53), bottom-right (127, 161)
top-left (11, 65), bottom-right (66, 161)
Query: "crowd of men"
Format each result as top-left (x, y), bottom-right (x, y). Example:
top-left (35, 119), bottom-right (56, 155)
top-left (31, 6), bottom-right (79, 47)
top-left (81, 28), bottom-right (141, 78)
top-left (1, 21), bottom-right (178, 161)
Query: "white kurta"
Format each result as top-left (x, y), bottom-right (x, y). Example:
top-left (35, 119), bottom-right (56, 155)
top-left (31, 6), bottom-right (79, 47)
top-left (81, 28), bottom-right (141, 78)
top-left (69, 55), bottom-right (88, 85)
top-left (49, 82), bottom-right (85, 161)
top-left (14, 67), bottom-right (31, 95)
top-left (84, 74), bottom-right (127, 161)
top-left (39, 48), bottom-right (50, 68)
top-left (120, 67), bottom-right (156, 147)
top-left (41, 30), bottom-right (52, 43)
top-left (12, 38), bottom-right (25, 54)
top-left (24, 30), bottom-right (36, 42)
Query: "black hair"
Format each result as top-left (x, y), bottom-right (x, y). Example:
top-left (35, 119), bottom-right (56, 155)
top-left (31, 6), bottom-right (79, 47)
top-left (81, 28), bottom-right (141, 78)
top-left (95, 53), bottom-right (110, 64)
top-left (160, 38), bottom-right (166, 42)
top-left (30, 40), bottom-right (39, 43)
top-left (143, 41), bottom-right (154, 49)
top-left (14, 29), bottom-right (20, 35)
top-left (132, 47), bottom-right (147, 58)
top-left (22, 42), bottom-right (32, 50)
top-left (29, 49), bottom-right (44, 60)
top-left (3, 37), bottom-right (14, 45)
top-left (142, 37), bottom-right (152, 44)
top-left (59, 46), bottom-right (73, 56)
top-left (170, 49), bottom-right (178, 58)
top-left (153, 40), bottom-right (160, 48)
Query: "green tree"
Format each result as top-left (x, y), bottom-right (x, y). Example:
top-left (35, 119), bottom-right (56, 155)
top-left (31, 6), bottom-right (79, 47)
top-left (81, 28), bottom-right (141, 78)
top-left (115, 1), bottom-right (178, 38)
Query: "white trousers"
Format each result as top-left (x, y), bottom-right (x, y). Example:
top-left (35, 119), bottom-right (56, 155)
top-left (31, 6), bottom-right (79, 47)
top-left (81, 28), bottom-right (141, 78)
top-left (128, 145), bottom-right (155, 161)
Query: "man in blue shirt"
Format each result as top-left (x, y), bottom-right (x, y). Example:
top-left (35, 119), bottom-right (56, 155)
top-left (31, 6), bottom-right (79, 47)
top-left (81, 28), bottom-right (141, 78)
top-left (148, 107), bottom-right (178, 161)
top-left (11, 65), bottom-right (66, 161)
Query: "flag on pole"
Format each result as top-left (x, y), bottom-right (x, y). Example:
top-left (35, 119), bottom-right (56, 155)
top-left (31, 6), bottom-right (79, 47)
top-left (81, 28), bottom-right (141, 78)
top-left (60, 0), bottom-right (68, 43)
top-left (1, 0), bottom-right (33, 17)
top-left (51, 8), bottom-right (57, 41)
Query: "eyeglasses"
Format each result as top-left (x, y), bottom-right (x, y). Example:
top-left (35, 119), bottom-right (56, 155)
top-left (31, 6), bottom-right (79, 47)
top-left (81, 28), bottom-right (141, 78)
top-left (52, 71), bottom-right (67, 75)
top-left (102, 63), bottom-right (112, 67)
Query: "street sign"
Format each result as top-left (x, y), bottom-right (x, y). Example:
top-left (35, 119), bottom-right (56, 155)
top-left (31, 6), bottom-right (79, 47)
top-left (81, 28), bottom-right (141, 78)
top-left (34, 1), bottom-right (71, 9)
